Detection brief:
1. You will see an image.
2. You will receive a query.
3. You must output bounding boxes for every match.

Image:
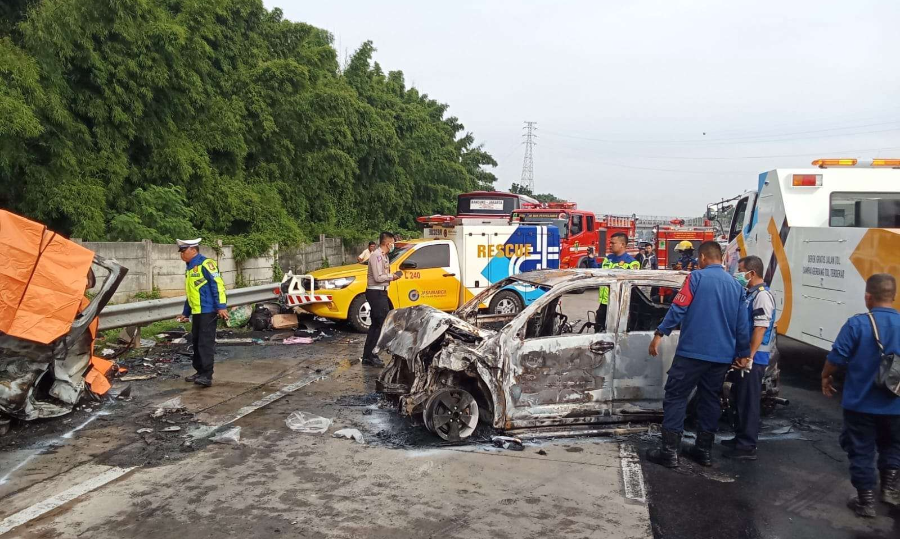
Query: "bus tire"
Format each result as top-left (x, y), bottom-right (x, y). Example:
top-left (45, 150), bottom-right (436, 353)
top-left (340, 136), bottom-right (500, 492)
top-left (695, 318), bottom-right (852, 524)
top-left (489, 290), bottom-right (524, 315)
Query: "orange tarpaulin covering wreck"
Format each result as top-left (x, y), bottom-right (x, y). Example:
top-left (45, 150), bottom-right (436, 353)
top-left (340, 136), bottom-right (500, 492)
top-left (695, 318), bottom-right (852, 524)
top-left (0, 210), bottom-right (95, 345)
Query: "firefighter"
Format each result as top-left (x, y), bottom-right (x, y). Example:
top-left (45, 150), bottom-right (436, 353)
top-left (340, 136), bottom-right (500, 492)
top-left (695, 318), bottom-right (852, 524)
top-left (647, 241), bottom-right (751, 469)
top-left (822, 274), bottom-right (900, 517)
top-left (175, 239), bottom-right (228, 387)
top-left (673, 240), bottom-right (699, 271)
top-left (722, 255), bottom-right (776, 461)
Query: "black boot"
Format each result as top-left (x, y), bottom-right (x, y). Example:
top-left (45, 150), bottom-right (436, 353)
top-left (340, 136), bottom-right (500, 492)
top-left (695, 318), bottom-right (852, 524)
top-left (847, 489), bottom-right (876, 518)
top-left (686, 431), bottom-right (715, 467)
top-left (882, 469), bottom-right (900, 507)
top-left (647, 429), bottom-right (682, 468)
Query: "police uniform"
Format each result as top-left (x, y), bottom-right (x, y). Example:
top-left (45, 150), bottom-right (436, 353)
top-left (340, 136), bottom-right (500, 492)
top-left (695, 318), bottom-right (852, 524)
top-left (730, 284), bottom-right (776, 453)
top-left (648, 264), bottom-right (750, 467)
top-left (827, 307), bottom-right (900, 501)
top-left (179, 239), bottom-right (227, 383)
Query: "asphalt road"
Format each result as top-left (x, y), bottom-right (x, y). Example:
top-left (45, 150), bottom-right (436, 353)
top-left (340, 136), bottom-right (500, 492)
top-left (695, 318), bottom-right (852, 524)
top-left (0, 328), bottom-right (897, 538)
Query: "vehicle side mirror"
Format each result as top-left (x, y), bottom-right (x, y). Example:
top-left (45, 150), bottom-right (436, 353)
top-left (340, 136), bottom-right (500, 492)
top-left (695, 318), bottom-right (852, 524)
top-left (400, 261), bottom-right (417, 270)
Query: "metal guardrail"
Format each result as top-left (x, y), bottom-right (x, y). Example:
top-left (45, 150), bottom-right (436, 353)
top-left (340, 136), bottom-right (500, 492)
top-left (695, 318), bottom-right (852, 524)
top-left (98, 283), bottom-right (280, 331)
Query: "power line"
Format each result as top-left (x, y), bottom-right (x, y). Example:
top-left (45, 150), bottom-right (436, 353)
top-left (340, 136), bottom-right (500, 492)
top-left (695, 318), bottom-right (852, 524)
top-left (540, 125), bottom-right (900, 146)
top-left (521, 121), bottom-right (537, 193)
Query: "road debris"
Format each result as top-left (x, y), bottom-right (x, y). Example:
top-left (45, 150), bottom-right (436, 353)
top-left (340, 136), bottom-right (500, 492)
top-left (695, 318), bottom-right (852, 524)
top-left (226, 305), bottom-right (252, 328)
top-left (333, 428), bottom-right (365, 444)
top-left (285, 411), bottom-right (332, 434)
top-left (211, 426), bottom-right (242, 445)
top-left (282, 336), bottom-right (314, 345)
top-left (101, 348), bottom-right (116, 357)
top-left (272, 313), bottom-right (299, 330)
top-left (537, 449), bottom-right (548, 456)
top-left (492, 436), bottom-right (524, 451)
top-left (161, 426), bottom-right (182, 433)
top-left (151, 397), bottom-right (185, 418)
top-left (120, 374), bottom-right (157, 382)
top-left (136, 428), bottom-right (153, 434)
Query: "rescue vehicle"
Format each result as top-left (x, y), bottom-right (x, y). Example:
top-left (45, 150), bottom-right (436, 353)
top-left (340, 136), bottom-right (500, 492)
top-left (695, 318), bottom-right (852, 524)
top-left (280, 223), bottom-right (560, 332)
top-left (724, 158), bottom-right (900, 353)
top-left (510, 204), bottom-right (638, 268)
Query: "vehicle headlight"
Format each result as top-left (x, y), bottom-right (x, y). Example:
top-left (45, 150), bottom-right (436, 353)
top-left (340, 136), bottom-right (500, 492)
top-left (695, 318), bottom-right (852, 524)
top-left (318, 277), bottom-right (355, 290)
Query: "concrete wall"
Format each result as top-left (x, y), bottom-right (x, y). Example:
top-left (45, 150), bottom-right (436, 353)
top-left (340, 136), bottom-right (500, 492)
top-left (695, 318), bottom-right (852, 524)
top-left (78, 237), bottom-right (349, 303)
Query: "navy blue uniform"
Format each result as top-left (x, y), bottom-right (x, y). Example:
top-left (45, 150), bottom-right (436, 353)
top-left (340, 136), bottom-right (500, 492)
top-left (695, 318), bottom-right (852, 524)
top-left (827, 307), bottom-right (900, 490)
top-left (656, 264), bottom-right (751, 433)
top-left (732, 285), bottom-right (777, 451)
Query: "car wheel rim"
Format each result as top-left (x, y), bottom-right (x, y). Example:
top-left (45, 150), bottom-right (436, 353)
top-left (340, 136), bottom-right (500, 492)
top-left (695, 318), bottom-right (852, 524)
top-left (496, 298), bottom-right (517, 314)
top-left (425, 388), bottom-right (479, 441)
top-left (360, 302), bottom-right (371, 327)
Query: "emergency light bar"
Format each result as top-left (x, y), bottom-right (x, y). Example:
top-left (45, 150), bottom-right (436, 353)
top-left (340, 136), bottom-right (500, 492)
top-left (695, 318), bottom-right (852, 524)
top-left (416, 215), bottom-right (456, 225)
top-left (547, 202), bottom-right (577, 210)
top-left (809, 158), bottom-right (900, 169)
top-left (812, 159), bottom-right (857, 168)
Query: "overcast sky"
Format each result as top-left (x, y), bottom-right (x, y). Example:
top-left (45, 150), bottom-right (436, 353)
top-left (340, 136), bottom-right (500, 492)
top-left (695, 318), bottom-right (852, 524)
top-left (265, 0), bottom-right (900, 217)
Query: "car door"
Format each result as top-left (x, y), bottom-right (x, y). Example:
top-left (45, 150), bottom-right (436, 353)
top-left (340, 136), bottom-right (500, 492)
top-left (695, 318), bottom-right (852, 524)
top-left (612, 280), bottom-right (683, 414)
top-left (504, 281), bottom-right (618, 427)
top-left (394, 243), bottom-right (460, 312)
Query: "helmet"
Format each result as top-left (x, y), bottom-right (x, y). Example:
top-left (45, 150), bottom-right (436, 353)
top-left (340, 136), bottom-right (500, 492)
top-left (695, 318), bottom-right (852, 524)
top-left (674, 240), bottom-right (694, 252)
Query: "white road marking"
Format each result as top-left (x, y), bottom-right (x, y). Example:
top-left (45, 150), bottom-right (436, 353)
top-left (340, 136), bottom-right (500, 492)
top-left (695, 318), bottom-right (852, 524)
top-left (619, 443), bottom-right (647, 503)
top-left (221, 371), bottom-right (330, 426)
top-left (1, 411), bottom-right (110, 486)
top-left (0, 466), bottom-right (135, 536)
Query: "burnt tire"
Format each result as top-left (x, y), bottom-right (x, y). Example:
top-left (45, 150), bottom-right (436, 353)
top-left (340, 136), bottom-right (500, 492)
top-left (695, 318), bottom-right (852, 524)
top-left (348, 294), bottom-right (371, 333)
top-left (488, 290), bottom-right (524, 315)
top-left (424, 388), bottom-right (479, 442)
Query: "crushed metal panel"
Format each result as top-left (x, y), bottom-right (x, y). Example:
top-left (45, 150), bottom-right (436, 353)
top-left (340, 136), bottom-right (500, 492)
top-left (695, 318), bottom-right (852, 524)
top-left (377, 304), bottom-right (489, 360)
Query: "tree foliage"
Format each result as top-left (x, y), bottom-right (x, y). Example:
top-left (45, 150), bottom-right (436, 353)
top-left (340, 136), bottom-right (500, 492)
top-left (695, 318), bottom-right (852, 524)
top-left (0, 0), bottom-right (496, 256)
top-left (510, 182), bottom-right (562, 204)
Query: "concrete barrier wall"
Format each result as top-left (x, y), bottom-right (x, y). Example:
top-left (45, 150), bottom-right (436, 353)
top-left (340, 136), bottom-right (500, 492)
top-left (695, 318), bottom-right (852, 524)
top-left (77, 237), bottom-right (348, 303)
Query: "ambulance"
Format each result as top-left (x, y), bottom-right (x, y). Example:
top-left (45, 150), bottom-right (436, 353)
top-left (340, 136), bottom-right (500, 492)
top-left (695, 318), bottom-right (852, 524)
top-left (724, 158), bottom-right (900, 353)
top-left (282, 222), bottom-right (560, 332)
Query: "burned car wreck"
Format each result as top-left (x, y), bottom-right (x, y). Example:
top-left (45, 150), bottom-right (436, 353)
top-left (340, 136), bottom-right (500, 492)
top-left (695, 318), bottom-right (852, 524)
top-left (377, 269), bottom-right (783, 441)
top-left (0, 210), bottom-right (126, 424)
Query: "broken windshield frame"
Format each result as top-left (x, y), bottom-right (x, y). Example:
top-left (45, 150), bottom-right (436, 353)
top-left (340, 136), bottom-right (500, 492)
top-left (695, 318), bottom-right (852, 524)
top-left (455, 276), bottom-right (553, 320)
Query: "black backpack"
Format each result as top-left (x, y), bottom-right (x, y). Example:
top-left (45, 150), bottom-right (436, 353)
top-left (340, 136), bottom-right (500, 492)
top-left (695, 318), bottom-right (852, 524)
top-left (249, 304), bottom-right (273, 331)
top-left (867, 313), bottom-right (900, 398)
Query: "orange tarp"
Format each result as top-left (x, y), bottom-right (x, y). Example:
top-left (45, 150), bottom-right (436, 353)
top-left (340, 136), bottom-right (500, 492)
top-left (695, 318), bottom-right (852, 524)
top-left (0, 211), bottom-right (95, 345)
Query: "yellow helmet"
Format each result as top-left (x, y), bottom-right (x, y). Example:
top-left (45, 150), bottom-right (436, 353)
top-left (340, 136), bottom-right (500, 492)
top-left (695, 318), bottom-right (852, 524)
top-left (675, 240), bottom-right (694, 251)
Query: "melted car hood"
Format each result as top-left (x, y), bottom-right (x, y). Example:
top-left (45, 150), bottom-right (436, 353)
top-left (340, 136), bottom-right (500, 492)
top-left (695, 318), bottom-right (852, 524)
top-left (377, 305), bottom-right (492, 360)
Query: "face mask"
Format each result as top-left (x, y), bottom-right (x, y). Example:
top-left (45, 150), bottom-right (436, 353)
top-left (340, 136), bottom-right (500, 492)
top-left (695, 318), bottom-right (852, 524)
top-left (388, 243), bottom-right (395, 253)
top-left (734, 271), bottom-right (750, 287)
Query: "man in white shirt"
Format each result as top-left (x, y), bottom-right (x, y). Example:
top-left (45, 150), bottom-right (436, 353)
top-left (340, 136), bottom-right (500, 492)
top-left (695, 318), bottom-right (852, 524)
top-left (358, 241), bottom-right (377, 263)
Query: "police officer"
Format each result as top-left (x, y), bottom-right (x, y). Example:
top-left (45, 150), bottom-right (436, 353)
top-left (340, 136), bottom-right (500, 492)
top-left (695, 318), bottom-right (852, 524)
top-left (647, 241), bottom-right (750, 468)
top-left (673, 240), bottom-right (699, 271)
top-left (175, 239), bottom-right (228, 387)
top-left (722, 255), bottom-right (776, 460)
top-left (362, 232), bottom-right (403, 367)
top-left (591, 232), bottom-right (640, 328)
top-left (822, 273), bottom-right (900, 517)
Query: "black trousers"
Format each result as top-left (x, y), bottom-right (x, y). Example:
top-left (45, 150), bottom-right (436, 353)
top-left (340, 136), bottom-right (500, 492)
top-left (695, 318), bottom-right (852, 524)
top-left (191, 312), bottom-right (218, 377)
top-left (731, 362), bottom-right (766, 450)
top-left (840, 409), bottom-right (900, 490)
top-left (662, 355), bottom-right (730, 434)
top-left (362, 289), bottom-right (390, 359)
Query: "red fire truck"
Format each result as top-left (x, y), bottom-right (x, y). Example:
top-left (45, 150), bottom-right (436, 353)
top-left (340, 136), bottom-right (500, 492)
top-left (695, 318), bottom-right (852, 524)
top-left (510, 203), bottom-right (638, 268)
top-left (653, 220), bottom-right (717, 269)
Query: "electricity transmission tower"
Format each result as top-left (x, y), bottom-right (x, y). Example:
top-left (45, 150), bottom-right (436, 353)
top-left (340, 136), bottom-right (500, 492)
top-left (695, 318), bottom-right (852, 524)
top-left (521, 121), bottom-right (537, 193)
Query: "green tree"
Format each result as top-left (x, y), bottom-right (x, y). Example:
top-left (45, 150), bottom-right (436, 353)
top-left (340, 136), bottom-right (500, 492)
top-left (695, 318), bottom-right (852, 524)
top-left (510, 182), bottom-right (562, 204)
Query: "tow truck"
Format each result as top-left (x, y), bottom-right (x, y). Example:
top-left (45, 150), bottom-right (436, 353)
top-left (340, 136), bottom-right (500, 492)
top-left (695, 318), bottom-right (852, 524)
top-left (724, 158), bottom-right (900, 355)
top-left (511, 203), bottom-right (637, 268)
top-left (280, 220), bottom-right (560, 332)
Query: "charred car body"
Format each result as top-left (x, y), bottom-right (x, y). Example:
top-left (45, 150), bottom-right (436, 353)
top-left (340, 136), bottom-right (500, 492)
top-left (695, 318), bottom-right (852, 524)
top-left (0, 211), bottom-right (126, 423)
top-left (377, 269), bottom-right (783, 440)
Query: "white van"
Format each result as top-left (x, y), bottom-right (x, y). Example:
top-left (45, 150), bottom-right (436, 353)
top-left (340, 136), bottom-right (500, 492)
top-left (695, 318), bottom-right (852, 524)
top-left (724, 159), bottom-right (900, 352)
